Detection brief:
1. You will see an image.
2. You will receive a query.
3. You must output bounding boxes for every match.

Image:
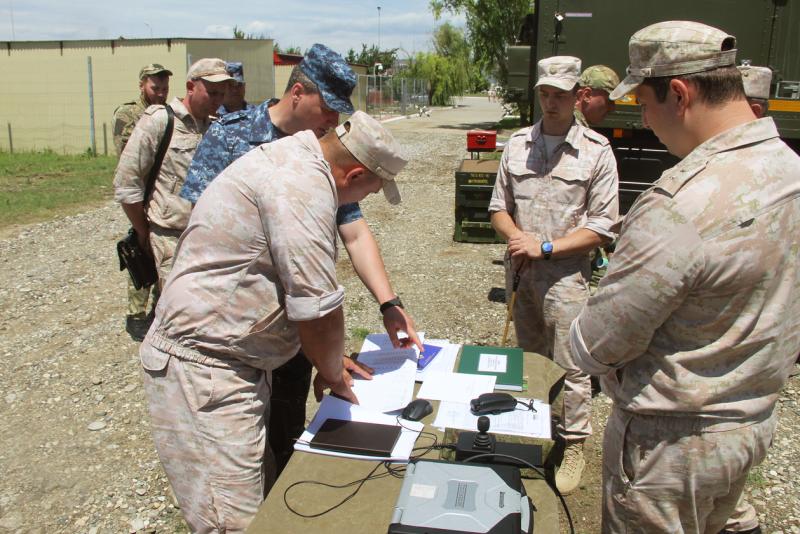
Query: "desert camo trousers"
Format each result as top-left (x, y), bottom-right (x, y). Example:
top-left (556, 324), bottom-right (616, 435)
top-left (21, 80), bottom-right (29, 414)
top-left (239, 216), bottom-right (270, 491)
top-left (511, 259), bottom-right (592, 441)
top-left (127, 273), bottom-right (159, 316)
top-left (140, 341), bottom-right (275, 533)
top-left (602, 406), bottom-right (776, 534)
top-left (149, 225), bottom-right (183, 287)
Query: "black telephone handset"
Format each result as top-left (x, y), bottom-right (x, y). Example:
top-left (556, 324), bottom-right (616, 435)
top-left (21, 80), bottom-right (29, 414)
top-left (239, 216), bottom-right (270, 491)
top-left (470, 392), bottom-right (519, 415)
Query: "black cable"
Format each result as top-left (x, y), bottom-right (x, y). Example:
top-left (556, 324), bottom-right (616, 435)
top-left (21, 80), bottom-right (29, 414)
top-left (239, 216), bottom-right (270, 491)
top-left (463, 452), bottom-right (575, 534)
top-left (283, 461), bottom-right (388, 518)
top-left (515, 399), bottom-right (537, 413)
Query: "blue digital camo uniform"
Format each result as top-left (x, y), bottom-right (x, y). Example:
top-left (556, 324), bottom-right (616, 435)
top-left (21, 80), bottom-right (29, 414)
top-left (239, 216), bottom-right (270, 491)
top-left (181, 100), bottom-right (363, 225)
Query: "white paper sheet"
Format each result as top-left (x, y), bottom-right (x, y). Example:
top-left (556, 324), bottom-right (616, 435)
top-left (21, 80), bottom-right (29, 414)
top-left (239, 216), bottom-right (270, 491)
top-left (478, 353), bottom-right (507, 373)
top-left (351, 347), bottom-right (418, 413)
top-left (416, 371), bottom-right (496, 403)
top-left (432, 398), bottom-right (551, 439)
top-left (415, 340), bottom-right (460, 382)
top-left (294, 394), bottom-right (423, 462)
top-left (359, 332), bottom-right (425, 355)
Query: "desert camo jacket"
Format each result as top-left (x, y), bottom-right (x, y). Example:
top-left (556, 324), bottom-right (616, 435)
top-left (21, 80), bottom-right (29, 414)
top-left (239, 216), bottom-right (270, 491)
top-left (113, 97), bottom-right (209, 231)
top-left (112, 95), bottom-right (148, 156)
top-left (571, 118), bottom-right (800, 429)
top-left (149, 130), bottom-right (344, 371)
top-left (489, 119), bottom-right (619, 246)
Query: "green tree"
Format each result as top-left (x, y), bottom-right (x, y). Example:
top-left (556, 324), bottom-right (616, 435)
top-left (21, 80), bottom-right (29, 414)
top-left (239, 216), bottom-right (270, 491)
top-left (401, 22), bottom-right (485, 105)
top-left (274, 43), bottom-right (302, 55)
top-left (345, 44), bottom-right (398, 72)
top-left (431, 0), bottom-right (531, 116)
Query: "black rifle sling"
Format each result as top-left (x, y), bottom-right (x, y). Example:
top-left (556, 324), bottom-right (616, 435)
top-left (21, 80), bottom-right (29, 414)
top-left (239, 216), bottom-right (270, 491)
top-left (142, 105), bottom-right (175, 211)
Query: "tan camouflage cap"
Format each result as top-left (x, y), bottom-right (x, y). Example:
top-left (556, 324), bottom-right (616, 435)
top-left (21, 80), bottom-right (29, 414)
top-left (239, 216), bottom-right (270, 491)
top-left (139, 63), bottom-right (172, 80)
top-left (610, 21), bottom-right (737, 100)
top-left (738, 65), bottom-right (772, 100)
top-left (186, 58), bottom-right (234, 82)
top-left (579, 65), bottom-right (620, 94)
top-left (535, 56), bottom-right (581, 91)
top-left (335, 111), bottom-right (408, 205)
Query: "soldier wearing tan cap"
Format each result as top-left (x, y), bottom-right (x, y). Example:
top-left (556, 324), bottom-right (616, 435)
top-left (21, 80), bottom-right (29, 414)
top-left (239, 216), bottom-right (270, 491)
top-left (113, 58), bottom-right (233, 289)
top-left (490, 55), bottom-right (619, 495)
top-left (138, 110), bottom-right (407, 531)
top-left (112, 63), bottom-right (173, 341)
top-left (575, 65), bottom-right (621, 126)
top-left (571, 21), bottom-right (800, 534)
top-left (738, 64), bottom-right (772, 118)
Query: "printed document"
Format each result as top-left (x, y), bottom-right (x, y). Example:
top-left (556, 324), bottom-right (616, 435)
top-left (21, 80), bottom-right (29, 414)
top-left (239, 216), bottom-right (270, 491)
top-left (352, 347), bottom-right (418, 413)
top-left (416, 371), bottom-right (496, 403)
top-left (433, 398), bottom-right (551, 439)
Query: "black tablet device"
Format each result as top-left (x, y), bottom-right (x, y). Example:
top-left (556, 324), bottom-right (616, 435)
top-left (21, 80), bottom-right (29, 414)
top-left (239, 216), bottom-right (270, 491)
top-left (309, 418), bottom-right (402, 457)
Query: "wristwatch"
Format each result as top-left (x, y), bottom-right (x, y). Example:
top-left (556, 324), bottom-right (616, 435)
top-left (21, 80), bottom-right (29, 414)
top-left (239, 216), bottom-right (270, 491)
top-left (379, 296), bottom-right (404, 314)
top-left (541, 241), bottom-right (554, 260)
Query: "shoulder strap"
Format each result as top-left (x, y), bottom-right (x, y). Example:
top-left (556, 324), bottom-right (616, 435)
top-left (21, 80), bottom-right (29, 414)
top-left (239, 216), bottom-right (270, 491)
top-left (143, 105), bottom-right (175, 207)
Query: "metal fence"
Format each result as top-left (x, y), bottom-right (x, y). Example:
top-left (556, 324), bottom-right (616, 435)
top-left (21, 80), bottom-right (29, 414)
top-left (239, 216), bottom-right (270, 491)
top-left (352, 75), bottom-right (429, 119)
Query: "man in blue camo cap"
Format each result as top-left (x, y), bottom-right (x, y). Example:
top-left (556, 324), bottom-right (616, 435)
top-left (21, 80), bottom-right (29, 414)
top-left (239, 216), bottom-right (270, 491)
top-left (181, 43), bottom-right (422, 476)
top-left (218, 61), bottom-right (254, 116)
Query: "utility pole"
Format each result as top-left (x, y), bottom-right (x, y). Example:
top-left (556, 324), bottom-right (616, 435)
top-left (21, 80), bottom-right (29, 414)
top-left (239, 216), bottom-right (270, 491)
top-left (377, 6), bottom-right (381, 52)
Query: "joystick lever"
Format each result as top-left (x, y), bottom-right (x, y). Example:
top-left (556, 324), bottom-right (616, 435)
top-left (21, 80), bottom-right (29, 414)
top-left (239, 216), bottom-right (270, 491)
top-left (472, 416), bottom-right (495, 452)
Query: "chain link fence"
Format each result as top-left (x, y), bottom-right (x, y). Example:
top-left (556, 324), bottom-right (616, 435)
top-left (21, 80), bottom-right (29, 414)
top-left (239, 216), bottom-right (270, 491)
top-left (352, 75), bottom-right (430, 119)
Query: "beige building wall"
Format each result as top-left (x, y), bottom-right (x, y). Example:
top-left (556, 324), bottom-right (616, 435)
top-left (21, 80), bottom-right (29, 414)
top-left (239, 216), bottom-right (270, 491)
top-left (0, 38), bottom-right (273, 154)
top-left (185, 39), bottom-right (273, 104)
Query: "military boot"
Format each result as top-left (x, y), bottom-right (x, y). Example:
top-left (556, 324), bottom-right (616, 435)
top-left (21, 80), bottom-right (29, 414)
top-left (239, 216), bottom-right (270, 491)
top-left (556, 440), bottom-right (586, 495)
top-left (125, 314), bottom-right (150, 342)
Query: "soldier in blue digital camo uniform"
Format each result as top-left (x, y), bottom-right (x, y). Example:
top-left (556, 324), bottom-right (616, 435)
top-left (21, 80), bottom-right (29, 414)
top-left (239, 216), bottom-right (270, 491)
top-left (181, 43), bottom-right (422, 476)
top-left (570, 21), bottom-right (800, 534)
top-left (218, 61), bottom-right (254, 116)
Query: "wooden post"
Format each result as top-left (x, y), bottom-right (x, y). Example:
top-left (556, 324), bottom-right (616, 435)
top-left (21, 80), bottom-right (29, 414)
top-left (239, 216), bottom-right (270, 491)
top-left (7, 122), bottom-right (12, 153)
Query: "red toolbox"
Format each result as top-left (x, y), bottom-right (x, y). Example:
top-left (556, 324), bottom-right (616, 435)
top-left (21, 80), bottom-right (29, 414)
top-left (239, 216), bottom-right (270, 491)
top-left (467, 129), bottom-right (497, 151)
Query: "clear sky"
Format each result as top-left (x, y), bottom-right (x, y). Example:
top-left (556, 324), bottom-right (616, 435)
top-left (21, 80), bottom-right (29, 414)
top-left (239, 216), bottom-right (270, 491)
top-left (2, 0), bottom-right (466, 57)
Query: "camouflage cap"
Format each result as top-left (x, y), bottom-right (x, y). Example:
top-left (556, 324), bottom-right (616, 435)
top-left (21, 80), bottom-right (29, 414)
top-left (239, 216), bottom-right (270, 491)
top-left (300, 43), bottom-right (357, 114)
top-left (335, 111), bottom-right (408, 205)
top-left (738, 65), bottom-right (772, 100)
top-left (225, 61), bottom-right (245, 84)
top-left (139, 63), bottom-right (172, 80)
top-left (186, 58), bottom-right (234, 83)
top-left (610, 21), bottom-right (737, 100)
top-left (579, 65), bottom-right (620, 94)
top-left (535, 56), bottom-right (581, 91)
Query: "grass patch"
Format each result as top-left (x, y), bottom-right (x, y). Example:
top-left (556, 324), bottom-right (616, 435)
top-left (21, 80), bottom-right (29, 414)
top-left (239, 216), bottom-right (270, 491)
top-left (0, 151), bottom-right (117, 230)
top-left (495, 115), bottom-right (521, 131)
top-left (746, 466), bottom-right (767, 488)
top-left (349, 327), bottom-right (371, 345)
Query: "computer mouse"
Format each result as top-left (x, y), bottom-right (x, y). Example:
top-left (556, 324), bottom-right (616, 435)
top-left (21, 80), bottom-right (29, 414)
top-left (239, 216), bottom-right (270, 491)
top-left (401, 399), bottom-right (433, 422)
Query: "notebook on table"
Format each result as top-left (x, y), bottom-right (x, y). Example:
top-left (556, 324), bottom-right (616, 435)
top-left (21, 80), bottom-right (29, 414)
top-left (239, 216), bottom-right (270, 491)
top-left (457, 345), bottom-right (524, 391)
top-left (308, 418), bottom-right (402, 457)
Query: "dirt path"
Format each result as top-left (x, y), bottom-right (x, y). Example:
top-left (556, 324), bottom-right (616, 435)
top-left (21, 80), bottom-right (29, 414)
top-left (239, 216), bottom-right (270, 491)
top-left (1, 97), bottom-right (798, 533)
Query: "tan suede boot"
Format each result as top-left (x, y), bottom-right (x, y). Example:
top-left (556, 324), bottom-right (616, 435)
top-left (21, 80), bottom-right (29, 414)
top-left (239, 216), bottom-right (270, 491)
top-left (556, 440), bottom-right (586, 495)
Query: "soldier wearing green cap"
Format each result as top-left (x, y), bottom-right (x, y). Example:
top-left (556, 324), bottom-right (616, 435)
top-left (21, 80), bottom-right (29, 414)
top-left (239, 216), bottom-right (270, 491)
top-left (571, 20), bottom-right (800, 534)
top-left (575, 64), bottom-right (620, 127)
top-left (112, 63), bottom-right (173, 341)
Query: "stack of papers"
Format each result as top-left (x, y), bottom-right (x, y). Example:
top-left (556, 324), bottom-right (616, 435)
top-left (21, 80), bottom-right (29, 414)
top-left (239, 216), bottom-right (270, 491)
top-left (351, 347), bottom-right (417, 413)
top-left (295, 395), bottom-right (423, 462)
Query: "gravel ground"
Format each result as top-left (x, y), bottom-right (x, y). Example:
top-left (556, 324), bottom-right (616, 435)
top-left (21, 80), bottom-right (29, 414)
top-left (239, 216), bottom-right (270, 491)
top-left (1, 97), bottom-right (798, 533)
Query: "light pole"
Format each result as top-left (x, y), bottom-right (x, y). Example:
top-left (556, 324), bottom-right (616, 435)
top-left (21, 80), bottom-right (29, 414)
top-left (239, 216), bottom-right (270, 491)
top-left (377, 6), bottom-right (381, 53)
top-left (144, 22), bottom-right (153, 38)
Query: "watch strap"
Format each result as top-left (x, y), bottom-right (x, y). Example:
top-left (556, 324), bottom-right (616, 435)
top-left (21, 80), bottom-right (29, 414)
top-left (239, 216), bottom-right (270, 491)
top-left (379, 296), bottom-right (404, 314)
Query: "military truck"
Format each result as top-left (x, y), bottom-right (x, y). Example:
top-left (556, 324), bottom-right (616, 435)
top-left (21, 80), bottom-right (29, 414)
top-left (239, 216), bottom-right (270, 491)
top-left (507, 0), bottom-right (800, 212)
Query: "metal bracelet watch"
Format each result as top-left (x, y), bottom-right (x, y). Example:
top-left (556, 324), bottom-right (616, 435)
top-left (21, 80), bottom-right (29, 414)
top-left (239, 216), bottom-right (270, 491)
top-left (541, 241), bottom-right (554, 260)
top-left (379, 296), bottom-right (404, 314)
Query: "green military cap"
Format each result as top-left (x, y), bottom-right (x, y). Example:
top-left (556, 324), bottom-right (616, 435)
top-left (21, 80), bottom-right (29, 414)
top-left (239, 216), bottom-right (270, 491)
top-left (139, 63), bottom-right (173, 80)
top-left (610, 21), bottom-right (737, 100)
top-left (579, 65), bottom-right (621, 94)
top-left (738, 64), bottom-right (772, 100)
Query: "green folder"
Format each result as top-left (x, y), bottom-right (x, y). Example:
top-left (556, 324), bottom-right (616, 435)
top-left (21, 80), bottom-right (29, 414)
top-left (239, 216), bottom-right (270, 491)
top-left (457, 345), bottom-right (524, 391)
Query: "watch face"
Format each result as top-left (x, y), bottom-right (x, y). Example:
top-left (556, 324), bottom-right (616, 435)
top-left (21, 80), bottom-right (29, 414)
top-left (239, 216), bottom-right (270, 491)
top-left (542, 242), bottom-right (554, 253)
